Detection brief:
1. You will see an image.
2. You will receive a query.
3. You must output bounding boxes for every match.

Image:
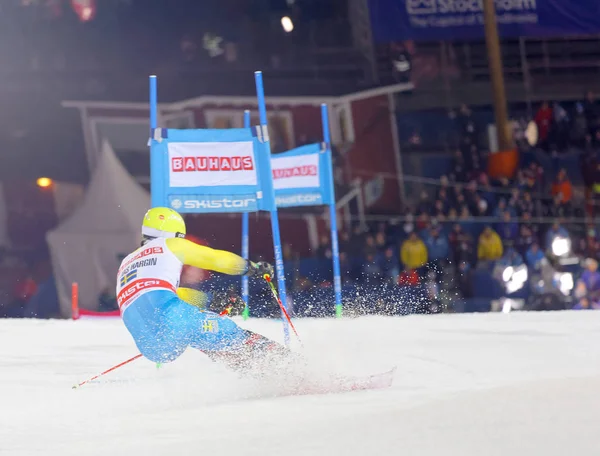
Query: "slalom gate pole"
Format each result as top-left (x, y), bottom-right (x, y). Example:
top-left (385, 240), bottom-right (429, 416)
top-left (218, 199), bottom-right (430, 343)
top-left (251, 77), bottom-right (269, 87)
top-left (219, 300), bottom-right (236, 316)
top-left (241, 110), bottom-right (251, 321)
top-left (320, 103), bottom-right (343, 318)
top-left (149, 75), bottom-right (163, 208)
top-left (71, 282), bottom-right (79, 320)
top-left (149, 75), bottom-right (157, 132)
top-left (254, 71), bottom-right (291, 346)
top-left (263, 274), bottom-right (301, 344)
top-left (73, 354), bottom-right (142, 389)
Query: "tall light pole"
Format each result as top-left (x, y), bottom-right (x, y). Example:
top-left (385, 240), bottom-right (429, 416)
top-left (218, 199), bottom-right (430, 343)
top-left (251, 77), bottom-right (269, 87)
top-left (483, 0), bottom-right (513, 151)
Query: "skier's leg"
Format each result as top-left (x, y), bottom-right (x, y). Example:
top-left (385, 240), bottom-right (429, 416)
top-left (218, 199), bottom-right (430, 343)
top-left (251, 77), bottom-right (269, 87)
top-left (179, 306), bottom-right (249, 352)
top-left (169, 299), bottom-right (291, 371)
top-left (122, 293), bottom-right (190, 364)
top-left (174, 300), bottom-right (275, 352)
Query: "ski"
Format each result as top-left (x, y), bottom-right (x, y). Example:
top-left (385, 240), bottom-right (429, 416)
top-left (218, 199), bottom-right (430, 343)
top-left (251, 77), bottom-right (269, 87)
top-left (203, 331), bottom-right (396, 397)
top-left (346, 366), bottom-right (396, 391)
top-left (282, 367), bottom-right (397, 397)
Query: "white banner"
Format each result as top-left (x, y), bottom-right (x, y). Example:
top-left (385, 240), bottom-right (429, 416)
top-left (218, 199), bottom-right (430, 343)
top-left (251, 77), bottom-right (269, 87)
top-left (168, 141), bottom-right (257, 187)
top-left (271, 153), bottom-right (320, 190)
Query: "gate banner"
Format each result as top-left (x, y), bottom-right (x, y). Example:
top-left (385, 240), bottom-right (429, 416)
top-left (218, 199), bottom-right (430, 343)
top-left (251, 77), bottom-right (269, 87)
top-left (150, 127), bottom-right (276, 213)
top-left (271, 143), bottom-right (334, 208)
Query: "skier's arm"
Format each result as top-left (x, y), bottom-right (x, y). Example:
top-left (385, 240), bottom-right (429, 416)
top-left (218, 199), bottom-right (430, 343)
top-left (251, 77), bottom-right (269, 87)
top-left (166, 237), bottom-right (248, 275)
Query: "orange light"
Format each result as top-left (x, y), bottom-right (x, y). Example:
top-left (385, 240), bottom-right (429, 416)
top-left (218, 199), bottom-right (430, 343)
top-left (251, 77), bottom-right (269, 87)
top-left (37, 177), bottom-right (53, 188)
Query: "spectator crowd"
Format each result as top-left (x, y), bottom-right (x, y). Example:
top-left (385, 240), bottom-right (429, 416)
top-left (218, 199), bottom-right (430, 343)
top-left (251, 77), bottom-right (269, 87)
top-left (283, 95), bottom-right (600, 315)
top-left (6, 90), bottom-right (600, 318)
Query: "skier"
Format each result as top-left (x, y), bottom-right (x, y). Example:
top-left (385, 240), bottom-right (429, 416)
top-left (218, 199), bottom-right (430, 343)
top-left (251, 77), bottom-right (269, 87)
top-left (116, 206), bottom-right (288, 371)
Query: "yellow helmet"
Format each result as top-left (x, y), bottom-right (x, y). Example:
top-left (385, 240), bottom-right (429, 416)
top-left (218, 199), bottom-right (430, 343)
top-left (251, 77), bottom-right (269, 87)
top-left (142, 207), bottom-right (186, 240)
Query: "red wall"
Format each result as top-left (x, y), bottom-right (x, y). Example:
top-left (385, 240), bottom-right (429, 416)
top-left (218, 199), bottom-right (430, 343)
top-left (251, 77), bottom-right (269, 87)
top-left (192, 103), bottom-right (324, 145)
top-left (184, 213), bottom-right (311, 259)
top-left (290, 105), bottom-right (322, 143)
top-left (348, 95), bottom-right (400, 212)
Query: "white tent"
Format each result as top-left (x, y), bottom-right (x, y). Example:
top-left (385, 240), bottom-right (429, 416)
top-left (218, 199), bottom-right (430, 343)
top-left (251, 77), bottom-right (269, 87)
top-left (47, 141), bottom-right (150, 316)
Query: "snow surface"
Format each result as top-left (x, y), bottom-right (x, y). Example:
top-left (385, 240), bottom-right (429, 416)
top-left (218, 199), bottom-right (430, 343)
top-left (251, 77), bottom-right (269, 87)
top-left (2, 311), bottom-right (600, 455)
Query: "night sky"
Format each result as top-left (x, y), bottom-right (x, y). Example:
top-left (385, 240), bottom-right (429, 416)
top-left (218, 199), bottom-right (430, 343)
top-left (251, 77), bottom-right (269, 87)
top-left (0, 0), bottom-right (349, 183)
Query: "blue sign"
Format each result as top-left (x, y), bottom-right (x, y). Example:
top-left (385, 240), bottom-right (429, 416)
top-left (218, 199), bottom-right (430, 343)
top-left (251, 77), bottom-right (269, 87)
top-left (150, 126), bottom-right (276, 214)
top-left (168, 194), bottom-right (259, 213)
top-left (369, 0), bottom-right (600, 42)
top-left (271, 143), bottom-right (334, 208)
top-left (275, 193), bottom-right (324, 208)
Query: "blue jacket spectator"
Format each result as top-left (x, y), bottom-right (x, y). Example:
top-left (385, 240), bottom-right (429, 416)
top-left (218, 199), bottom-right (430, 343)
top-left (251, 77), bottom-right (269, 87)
top-left (497, 246), bottom-right (524, 268)
top-left (378, 247), bottom-right (400, 284)
top-left (478, 173), bottom-right (497, 209)
top-left (494, 198), bottom-right (516, 218)
top-left (516, 224), bottom-right (537, 255)
top-left (423, 226), bottom-right (450, 262)
top-left (572, 301), bottom-right (600, 310)
top-left (517, 192), bottom-right (535, 216)
top-left (574, 259), bottom-right (600, 308)
top-left (507, 188), bottom-right (520, 216)
top-left (525, 243), bottom-right (545, 271)
top-left (577, 259), bottom-right (600, 294)
top-left (363, 253), bottom-right (383, 283)
top-left (496, 211), bottom-right (519, 242)
top-left (493, 198), bottom-right (507, 217)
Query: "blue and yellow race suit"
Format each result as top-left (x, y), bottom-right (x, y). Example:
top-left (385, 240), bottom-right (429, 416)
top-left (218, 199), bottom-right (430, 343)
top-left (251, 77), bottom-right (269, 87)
top-left (116, 237), bottom-right (249, 363)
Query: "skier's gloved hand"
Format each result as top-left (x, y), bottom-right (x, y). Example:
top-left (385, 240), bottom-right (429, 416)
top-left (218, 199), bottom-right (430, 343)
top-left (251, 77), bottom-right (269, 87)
top-left (246, 260), bottom-right (274, 278)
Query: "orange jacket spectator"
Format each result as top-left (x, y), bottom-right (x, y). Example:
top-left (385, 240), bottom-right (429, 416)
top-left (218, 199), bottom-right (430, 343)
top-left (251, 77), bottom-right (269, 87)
top-left (398, 269), bottom-right (420, 286)
top-left (551, 169), bottom-right (573, 203)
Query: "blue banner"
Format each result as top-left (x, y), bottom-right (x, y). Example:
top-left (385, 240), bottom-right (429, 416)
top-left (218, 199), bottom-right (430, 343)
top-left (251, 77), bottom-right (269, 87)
top-left (271, 143), bottom-right (334, 208)
top-left (369, 0), bottom-right (600, 42)
top-left (149, 127), bottom-right (276, 213)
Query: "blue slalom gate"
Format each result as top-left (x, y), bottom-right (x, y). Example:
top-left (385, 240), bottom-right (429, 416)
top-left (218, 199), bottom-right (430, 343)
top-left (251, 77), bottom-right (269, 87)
top-left (148, 72), bottom-right (291, 344)
top-left (241, 104), bottom-right (343, 317)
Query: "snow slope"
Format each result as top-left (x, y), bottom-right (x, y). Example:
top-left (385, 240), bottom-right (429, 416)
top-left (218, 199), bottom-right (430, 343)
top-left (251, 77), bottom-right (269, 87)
top-left (2, 311), bottom-right (600, 455)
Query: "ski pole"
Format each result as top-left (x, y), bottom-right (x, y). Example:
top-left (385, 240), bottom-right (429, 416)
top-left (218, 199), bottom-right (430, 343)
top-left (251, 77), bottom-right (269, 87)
top-left (263, 274), bottom-right (302, 344)
top-left (73, 354), bottom-right (142, 389)
top-left (219, 306), bottom-right (232, 316)
top-left (219, 293), bottom-right (246, 316)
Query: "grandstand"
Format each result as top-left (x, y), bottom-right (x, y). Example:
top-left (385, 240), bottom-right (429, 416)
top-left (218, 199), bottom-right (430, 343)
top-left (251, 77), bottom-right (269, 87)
top-left (1, 0), bottom-right (600, 318)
